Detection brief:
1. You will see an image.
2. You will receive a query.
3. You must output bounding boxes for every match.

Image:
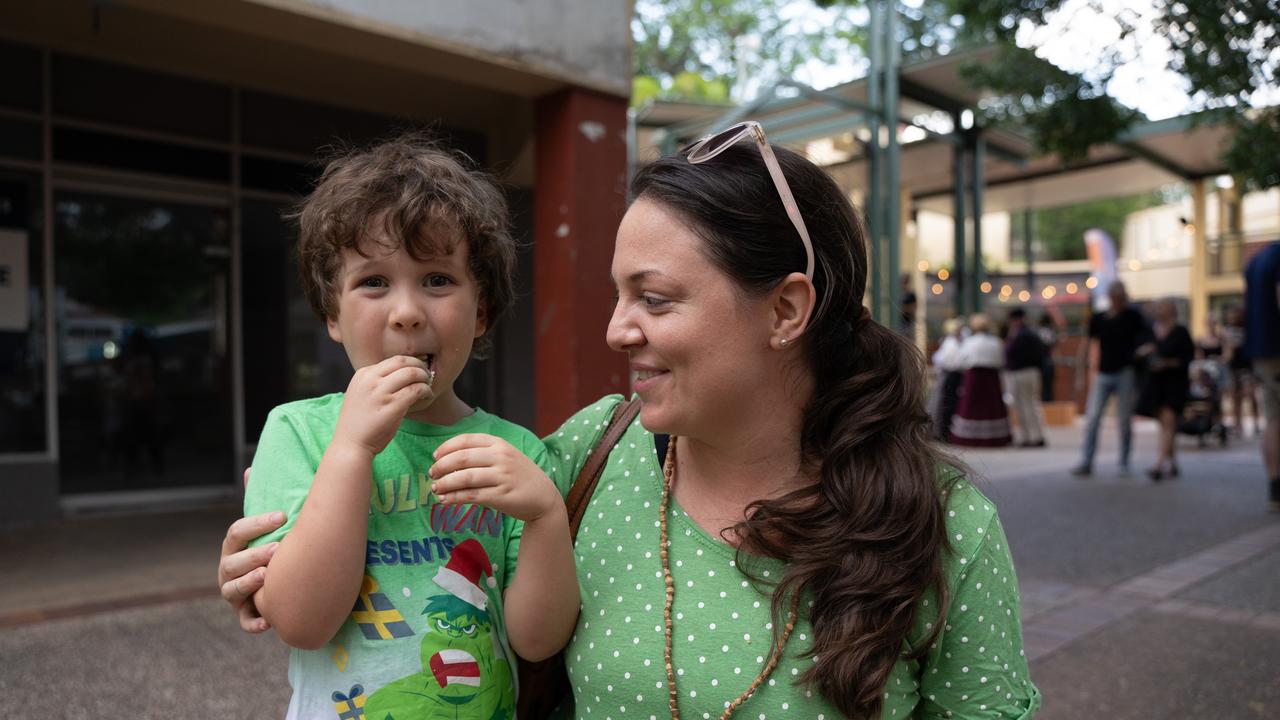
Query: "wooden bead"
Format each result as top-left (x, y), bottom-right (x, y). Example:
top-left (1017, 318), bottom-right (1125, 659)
top-left (658, 437), bottom-right (800, 720)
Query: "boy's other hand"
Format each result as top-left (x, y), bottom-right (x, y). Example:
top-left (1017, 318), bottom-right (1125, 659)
top-left (334, 355), bottom-right (434, 457)
top-left (429, 434), bottom-right (561, 522)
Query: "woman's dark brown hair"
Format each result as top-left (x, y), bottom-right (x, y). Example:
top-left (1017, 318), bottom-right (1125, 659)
top-left (293, 132), bottom-right (516, 358)
top-left (631, 141), bottom-right (959, 719)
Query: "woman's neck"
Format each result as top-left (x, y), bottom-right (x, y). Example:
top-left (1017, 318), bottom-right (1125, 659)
top-left (669, 387), bottom-right (813, 539)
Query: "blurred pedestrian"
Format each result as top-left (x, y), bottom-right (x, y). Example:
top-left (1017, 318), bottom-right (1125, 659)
top-left (1071, 281), bottom-right (1148, 477)
top-left (1196, 318), bottom-right (1224, 360)
top-left (1005, 309), bottom-right (1047, 447)
top-left (931, 317), bottom-right (966, 441)
top-left (1223, 306), bottom-right (1257, 435)
top-left (900, 278), bottom-right (918, 338)
top-left (1134, 299), bottom-right (1193, 480)
top-left (1037, 314), bottom-right (1059, 402)
top-left (951, 314), bottom-right (1012, 447)
top-left (1243, 242), bottom-right (1280, 512)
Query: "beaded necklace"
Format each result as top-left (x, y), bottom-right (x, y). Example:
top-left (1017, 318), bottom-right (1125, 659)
top-left (659, 437), bottom-right (801, 720)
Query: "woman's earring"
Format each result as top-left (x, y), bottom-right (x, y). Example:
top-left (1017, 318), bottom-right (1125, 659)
top-left (779, 338), bottom-right (790, 348)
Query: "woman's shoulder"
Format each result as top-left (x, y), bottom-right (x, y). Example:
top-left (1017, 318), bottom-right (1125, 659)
top-left (545, 394), bottom-right (631, 439)
top-left (937, 470), bottom-right (1003, 568)
top-left (541, 394), bottom-right (643, 482)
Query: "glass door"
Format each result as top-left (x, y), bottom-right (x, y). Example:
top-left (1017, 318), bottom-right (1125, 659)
top-left (54, 189), bottom-right (232, 493)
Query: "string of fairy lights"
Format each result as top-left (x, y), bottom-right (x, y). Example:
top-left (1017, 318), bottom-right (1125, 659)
top-left (917, 260), bottom-right (1101, 305)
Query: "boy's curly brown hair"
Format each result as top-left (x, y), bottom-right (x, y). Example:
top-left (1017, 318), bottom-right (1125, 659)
top-left (293, 132), bottom-right (516, 359)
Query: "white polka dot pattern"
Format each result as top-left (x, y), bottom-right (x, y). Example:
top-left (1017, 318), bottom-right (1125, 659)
top-left (543, 396), bottom-right (1041, 719)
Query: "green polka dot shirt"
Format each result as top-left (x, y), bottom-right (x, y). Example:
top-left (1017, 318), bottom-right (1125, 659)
top-left (542, 395), bottom-right (1041, 719)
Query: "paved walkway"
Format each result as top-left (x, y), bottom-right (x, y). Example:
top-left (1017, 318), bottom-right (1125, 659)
top-left (1, 416), bottom-right (1277, 718)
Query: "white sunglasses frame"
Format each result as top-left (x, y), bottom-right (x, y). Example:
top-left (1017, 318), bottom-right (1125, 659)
top-left (684, 120), bottom-right (816, 281)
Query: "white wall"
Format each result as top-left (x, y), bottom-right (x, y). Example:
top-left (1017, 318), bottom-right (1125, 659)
top-left (1121, 200), bottom-right (1193, 265)
top-left (915, 210), bottom-right (1012, 269)
top-left (279, 0), bottom-right (633, 95)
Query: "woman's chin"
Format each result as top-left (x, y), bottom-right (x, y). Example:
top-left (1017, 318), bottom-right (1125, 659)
top-left (637, 404), bottom-right (676, 436)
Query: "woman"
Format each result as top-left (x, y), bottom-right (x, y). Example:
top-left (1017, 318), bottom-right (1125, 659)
top-left (930, 317), bottom-right (966, 441)
top-left (1036, 314), bottom-right (1059, 402)
top-left (218, 123), bottom-right (1040, 719)
top-left (1223, 305), bottom-right (1256, 436)
top-left (1136, 300), bottom-right (1194, 480)
top-left (949, 314), bottom-right (1013, 447)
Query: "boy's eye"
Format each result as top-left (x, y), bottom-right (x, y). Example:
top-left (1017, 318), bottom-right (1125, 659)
top-left (359, 276), bottom-right (387, 289)
top-left (426, 274), bottom-right (453, 288)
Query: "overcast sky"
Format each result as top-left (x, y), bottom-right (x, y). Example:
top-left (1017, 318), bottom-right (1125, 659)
top-left (796, 0), bottom-right (1260, 122)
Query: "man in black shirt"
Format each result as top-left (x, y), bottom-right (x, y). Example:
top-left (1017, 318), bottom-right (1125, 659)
top-left (1006, 308), bottom-right (1047, 447)
top-left (1072, 282), bottom-right (1149, 476)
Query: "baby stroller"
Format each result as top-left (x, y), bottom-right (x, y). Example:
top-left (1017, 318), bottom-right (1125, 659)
top-left (1178, 359), bottom-right (1229, 447)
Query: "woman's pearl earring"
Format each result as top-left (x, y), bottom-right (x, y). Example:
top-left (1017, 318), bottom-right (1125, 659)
top-left (779, 338), bottom-right (790, 348)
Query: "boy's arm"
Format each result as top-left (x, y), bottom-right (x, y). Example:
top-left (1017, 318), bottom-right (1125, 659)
top-left (254, 440), bottom-right (374, 650)
top-left (500, 502), bottom-right (579, 661)
top-left (430, 433), bottom-right (580, 661)
top-left (255, 355), bottom-right (433, 650)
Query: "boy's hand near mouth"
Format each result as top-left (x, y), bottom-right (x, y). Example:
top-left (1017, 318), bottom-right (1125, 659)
top-left (333, 354), bottom-right (435, 459)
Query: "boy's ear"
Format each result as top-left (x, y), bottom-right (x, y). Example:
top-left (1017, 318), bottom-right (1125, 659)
top-left (326, 315), bottom-right (343, 344)
top-left (473, 304), bottom-right (488, 339)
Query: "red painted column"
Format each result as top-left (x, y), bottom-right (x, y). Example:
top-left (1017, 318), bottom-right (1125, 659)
top-left (533, 87), bottom-right (630, 435)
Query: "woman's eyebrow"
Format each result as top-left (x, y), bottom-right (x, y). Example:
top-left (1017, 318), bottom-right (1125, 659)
top-left (611, 269), bottom-right (671, 285)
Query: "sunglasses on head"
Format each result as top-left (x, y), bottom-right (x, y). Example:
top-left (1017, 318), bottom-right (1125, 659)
top-left (684, 120), bottom-right (816, 281)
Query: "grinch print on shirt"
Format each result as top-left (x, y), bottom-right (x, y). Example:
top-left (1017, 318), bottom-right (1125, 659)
top-left (362, 539), bottom-right (514, 720)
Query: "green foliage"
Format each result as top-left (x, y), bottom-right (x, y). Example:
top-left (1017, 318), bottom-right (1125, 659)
top-left (958, 46), bottom-right (1140, 163)
top-left (632, 0), bottom-right (865, 102)
top-left (815, 0), bottom-right (987, 61)
top-left (1225, 108), bottom-right (1280, 190)
top-left (1010, 192), bottom-right (1167, 262)
top-left (670, 71), bottom-right (730, 102)
top-left (1155, 0), bottom-right (1279, 103)
top-left (941, 0), bottom-right (1065, 40)
top-left (638, 0), bottom-right (1279, 188)
top-left (632, 75), bottom-right (662, 107)
top-left (941, 0), bottom-right (1280, 189)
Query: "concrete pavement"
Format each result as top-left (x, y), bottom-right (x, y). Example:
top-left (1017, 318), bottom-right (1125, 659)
top-left (966, 418), bottom-right (1280, 719)
top-left (1, 416), bottom-right (1277, 718)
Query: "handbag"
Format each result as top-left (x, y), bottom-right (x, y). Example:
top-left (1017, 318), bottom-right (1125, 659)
top-left (515, 396), bottom-right (643, 720)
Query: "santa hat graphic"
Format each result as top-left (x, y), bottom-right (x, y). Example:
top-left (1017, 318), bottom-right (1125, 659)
top-left (432, 539), bottom-right (495, 611)
top-left (429, 648), bottom-right (482, 688)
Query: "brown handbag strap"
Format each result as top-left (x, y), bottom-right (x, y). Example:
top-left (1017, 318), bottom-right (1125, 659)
top-left (565, 397), bottom-right (642, 539)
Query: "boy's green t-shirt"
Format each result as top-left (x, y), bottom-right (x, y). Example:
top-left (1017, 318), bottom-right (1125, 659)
top-left (245, 393), bottom-right (552, 720)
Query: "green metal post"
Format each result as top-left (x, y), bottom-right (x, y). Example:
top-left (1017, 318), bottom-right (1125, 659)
top-left (867, 0), bottom-right (884, 323)
top-left (971, 134), bottom-right (985, 314)
top-left (951, 132), bottom-right (967, 317)
top-left (1024, 209), bottom-right (1035, 299)
top-left (884, 2), bottom-right (901, 329)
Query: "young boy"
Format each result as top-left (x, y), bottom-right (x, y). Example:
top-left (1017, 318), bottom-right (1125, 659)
top-left (244, 135), bottom-right (577, 720)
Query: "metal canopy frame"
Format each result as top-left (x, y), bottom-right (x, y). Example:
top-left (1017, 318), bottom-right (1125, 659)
top-left (640, 3), bottom-right (1239, 322)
